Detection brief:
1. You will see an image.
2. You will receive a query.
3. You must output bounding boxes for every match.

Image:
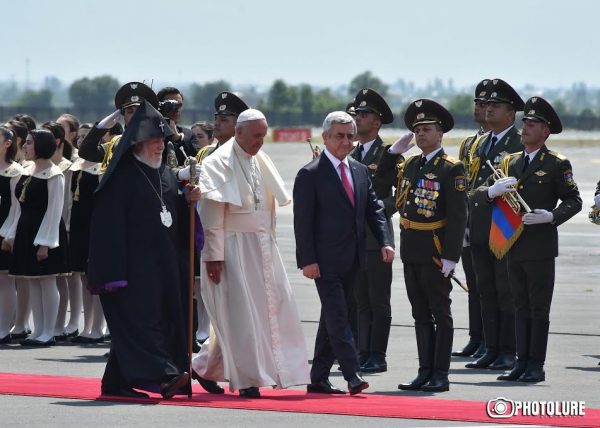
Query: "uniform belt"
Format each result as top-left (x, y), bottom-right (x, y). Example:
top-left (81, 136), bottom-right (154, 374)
top-left (400, 218), bottom-right (447, 230)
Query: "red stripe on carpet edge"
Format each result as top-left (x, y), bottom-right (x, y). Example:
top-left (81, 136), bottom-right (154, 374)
top-left (0, 372), bottom-right (598, 427)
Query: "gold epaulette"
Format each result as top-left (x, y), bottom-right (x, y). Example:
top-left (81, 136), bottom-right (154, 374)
top-left (499, 154), bottom-right (511, 175)
top-left (547, 150), bottom-right (567, 160)
top-left (195, 144), bottom-right (216, 163)
top-left (442, 154), bottom-right (459, 164)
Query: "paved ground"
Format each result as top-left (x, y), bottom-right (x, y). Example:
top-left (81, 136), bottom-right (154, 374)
top-left (1, 141), bottom-right (599, 427)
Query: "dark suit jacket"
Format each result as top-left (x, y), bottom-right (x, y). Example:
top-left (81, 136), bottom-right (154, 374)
top-left (350, 136), bottom-right (401, 250)
top-left (468, 126), bottom-right (523, 245)
top-left (506, 146), bottom-right (581, 261)
top-left (293, 153), bottom-right (393, 273)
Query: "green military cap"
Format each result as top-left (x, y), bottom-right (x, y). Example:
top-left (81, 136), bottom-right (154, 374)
top-left (487, 78), bottom-right (525, 111)
top-left (214, 91), bottom-right (249, 116)
top-left (353, 88), bottom-right (394, 124)
top-left (404, 99), bottom-right (454, 133)
top-left (522, 96), bottom-right (562, 134)
top-left (474, 79), bottom-right (492, 102)
top-left (114, 82), bottom-right (159, 111)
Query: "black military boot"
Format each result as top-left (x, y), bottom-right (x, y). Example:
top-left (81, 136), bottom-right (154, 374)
top-left (421, 369), bottom-right (449, 392)
top-left (451, 337), bottom-right (480, 357)
top-left (472, 341), bottom-right (486, 358)
top-left (466, 310), bottom-right (499, 368)
top-left (498, 318), bottom-right (530, 381)
top-left (489, 311), bottom-right (516, 370)
top-left (422, 324), bottom-right (452, 392)
top-left (361, 316), bottom-right (391, 373)
top-left (398, 323), bottom-right (434, 390)
top-left (519, 320), bottom-right (549, 383)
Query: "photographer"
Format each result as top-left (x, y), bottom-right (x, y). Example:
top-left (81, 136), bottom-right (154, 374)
top-left (157, 87), bottom-right (200, 165)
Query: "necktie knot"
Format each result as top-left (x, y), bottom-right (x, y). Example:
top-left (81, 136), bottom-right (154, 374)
top-left (522, 154), bottom-right (530, 172)
top-left (419, 156), bottom-right (427, 168)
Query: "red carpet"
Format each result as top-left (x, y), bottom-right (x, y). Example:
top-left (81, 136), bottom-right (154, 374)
top-left (0, 372), bottom-right (598, 427)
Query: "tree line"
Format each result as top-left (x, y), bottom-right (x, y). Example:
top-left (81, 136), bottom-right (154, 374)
top-left (3, 72), bottom-right (600, 130)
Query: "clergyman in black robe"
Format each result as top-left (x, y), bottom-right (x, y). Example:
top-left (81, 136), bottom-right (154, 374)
top-left (87, 100), bottom-right (200, 399)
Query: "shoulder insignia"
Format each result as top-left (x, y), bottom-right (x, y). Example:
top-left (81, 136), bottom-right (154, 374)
top-left (564, 169), bottom-right (575, 186)
top-left (455, 176), bottom-right (466, 191)
top-left (548, 150), bottom-right (567, 160)
top-left (534, 170), bottom-right (547, 177)
top-left (442, 154), bottom-right (459, 165)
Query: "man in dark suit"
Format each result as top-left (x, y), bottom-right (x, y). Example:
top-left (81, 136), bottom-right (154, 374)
top-left (293, 111), bottom-right (395, 395)
top-left (349, 88), bottom-right (402, 373)
top-left (465, 79), bottom-right (524, 371)
top-left (476, 97), bottom-right (581, 382)
top-left (395, 99), bottom-right (467, 392)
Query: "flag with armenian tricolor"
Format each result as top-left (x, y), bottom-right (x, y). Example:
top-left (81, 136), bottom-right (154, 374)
top-left (489, 197), bottom-right (524, 259)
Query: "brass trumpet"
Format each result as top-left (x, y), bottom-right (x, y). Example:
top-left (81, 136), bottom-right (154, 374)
top-left (486, 160), bottom-right (532, 215)
top-left (589, 205), bottom-right (600, 225)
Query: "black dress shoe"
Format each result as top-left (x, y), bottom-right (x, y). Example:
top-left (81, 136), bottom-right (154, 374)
top-left (71, 335), bottom-right (104, 344)
top-left (65, 329), bottom-right (79, 338)
top-left (54, 333), bottom-right (69, 342)
top-left (518, 365), bottom-right (545, 383)
top-left (398, 368), bottom-right (431, 391)
top-left (488, 353), bottom-right (515, 370)
top-left (420, 371), bottom-right (449, 392)
top-left (471, 342), bottom-right (486, 358)
top-left (306, 379), bottom-right (345, 394)
top-left (20, 338), bottom-right (56, 347)
top-left (360, 354), bottom-right (387, 373)
top-left (0, 334), bottom-right (11, 344)
top-left (160, 372), bottom-right (190, 399)
top-left (347, 374), bottom-right (369, 395)
top-left (239, 387), bottom-right (260, 398)
top-left (10, 329), bottom-right (31, 340)
top-left (191, 370), bottom-right (224, 394)
top-left (497, 360), bottom-right (528, 381)
top-left (101, 387), bottom-right (150, 399)
top-left (465, 350), bottom-right (498, 368)
top-left (451, 339), bottom-right (481, 357)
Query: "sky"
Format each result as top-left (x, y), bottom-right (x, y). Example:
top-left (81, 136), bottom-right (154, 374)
top-left (3, 0), bottom-right (600, 90)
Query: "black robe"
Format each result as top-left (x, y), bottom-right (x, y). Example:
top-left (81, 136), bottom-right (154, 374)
top-left (88, 152), bottom-right (190, 394)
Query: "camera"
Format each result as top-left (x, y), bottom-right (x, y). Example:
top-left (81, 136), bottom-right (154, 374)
top-left (486, 397), bottom-right (515, 419)
top-left (158, 99), bottom-right (183, 114)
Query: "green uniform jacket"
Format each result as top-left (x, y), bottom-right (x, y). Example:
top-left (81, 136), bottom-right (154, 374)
top-left (505, 146), bottom-right (581, 261)
top-left (350, 137), bottom-right (401, 250)
top-left (468, 126), bottom-right (523, 245)
top-left (395, 148), bottom-right (467, 263)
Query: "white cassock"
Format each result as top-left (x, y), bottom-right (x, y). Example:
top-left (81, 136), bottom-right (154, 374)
top-left (192, 138), bottom-right (310, 392)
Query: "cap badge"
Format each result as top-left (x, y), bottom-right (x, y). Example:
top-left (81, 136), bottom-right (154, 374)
top-left (362, 89), bottom-right (368, 95)
top-left (416, 113), bottom-right (425, 120)
top-left (221, 93), bottom-right (227, 99)
top-left (219, 105), bottom-right (226, 111)
top-left (415, 100), bottom-right (422, 107)
top-left (359, 101), bottom-right (366, 107)
top-left (528, 110), bottom-right (535, 115)
top-left (483, 80), bottom-right (489, 85)
top-left (130, 83), bottom-right (138, 89)
top-left (491, 92), bottom-right (497, 98)
top-left (493, 79), bottom-right (498, 85)
top-left (531, 97), bottom-right (538, 103)
top-left (131, 96), bottom-right (139, 102)
top-left (479, 91), bottom-right (486, 97)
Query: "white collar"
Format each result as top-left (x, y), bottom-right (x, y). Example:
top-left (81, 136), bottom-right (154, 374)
top-left (359, 138), bottom-right (377, 155)
top-left (524, 147), bottom-right (542, 161)
top-left (491, 125), bottom-right (514, 142)
top-left (422, 147), bottom-right (443, 162)
top-left (323, 147), bottom-right (349, 170)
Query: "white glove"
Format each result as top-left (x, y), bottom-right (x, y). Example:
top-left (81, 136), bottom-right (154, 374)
top-left (176, 164), bottom-right (202, 181)
top-left (595, 193), bottom-right (600, 206)
top-left (440, 259), bottom-right (456, 278)
top-left (522, 208), bottom-right (554, 225)
top-left (388, 133), bottom-right (415, 154)
top-left (98, 110), bottom-right (121, 129)
top-left (487, 177), bottom-right (517, 199)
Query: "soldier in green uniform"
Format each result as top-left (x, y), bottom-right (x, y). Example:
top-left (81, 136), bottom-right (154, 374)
top-left (195, 91), bottom-right (249, 163)
top-left (349, 88), bottom-right (402, 373)
top-left (452, 79), bottom-right (491, 358)
top-left (477, 97), bottom-right (581, 382)
top-left (465, 79), bottom-right (524, 371)
top-left (396, 99), bottom-right (467, 392)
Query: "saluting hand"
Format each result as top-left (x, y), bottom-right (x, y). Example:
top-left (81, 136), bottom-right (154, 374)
top-left (206, 261), bottom-right (223, 284)
top-left (98, 110), bottom-right (121, 129)
top-left (381, 246), bottom-right (395, 263)
top-left (36, 245), bottom-right (49, 262)
top-left (302, 263), bottom-right (321, 280)
top-left (389, 133), bottom-right (415, 154)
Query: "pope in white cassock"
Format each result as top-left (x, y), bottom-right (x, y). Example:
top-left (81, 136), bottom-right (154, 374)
top-left (191, 109), bottom-right (310, 398)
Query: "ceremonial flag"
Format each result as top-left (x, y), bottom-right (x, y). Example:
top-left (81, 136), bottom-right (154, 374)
top-left (489, 197), bottom-right (523, 259)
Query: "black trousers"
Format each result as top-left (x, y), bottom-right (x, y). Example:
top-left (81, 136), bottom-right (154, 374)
top-left (355, 250), bottom-right (392, 353)
top-left (311, 268), bottom-right (360, 383)
top-left (508, 258), bottom-right (555, 321)
top-left (462, 246), bottom-right (482, 340)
